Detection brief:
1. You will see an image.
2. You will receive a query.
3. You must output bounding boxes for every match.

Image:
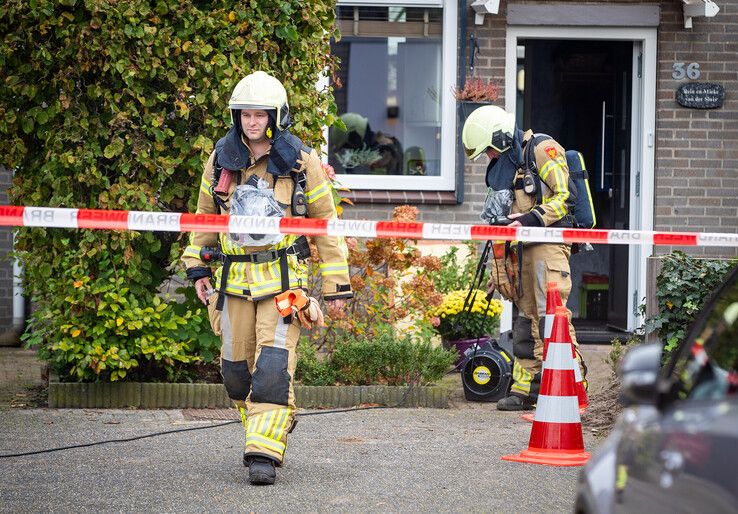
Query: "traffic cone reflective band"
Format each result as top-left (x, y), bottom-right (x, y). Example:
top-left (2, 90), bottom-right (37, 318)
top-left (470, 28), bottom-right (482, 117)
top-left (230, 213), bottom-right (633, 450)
top-left (502, 306), bottom-right (590, 467)
top-left (543, 282), bottom-right (561, 341)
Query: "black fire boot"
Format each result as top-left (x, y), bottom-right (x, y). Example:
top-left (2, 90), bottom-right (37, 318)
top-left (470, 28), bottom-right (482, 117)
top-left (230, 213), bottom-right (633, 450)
top-left (497, 394), bottom-right (535, 411)
top-left (247, 456), bottom-right (277, 485)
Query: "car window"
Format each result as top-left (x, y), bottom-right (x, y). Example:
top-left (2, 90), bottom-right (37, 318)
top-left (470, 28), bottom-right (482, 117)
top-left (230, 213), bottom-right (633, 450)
top-left (666, 266), bottom-right (738, 402)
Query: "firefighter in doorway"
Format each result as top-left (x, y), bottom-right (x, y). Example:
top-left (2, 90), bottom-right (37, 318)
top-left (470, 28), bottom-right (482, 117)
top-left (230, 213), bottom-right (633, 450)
top-left (182, 71), bottom-right (352, 483)
top-left (462, 105), bottom-right (585, 411)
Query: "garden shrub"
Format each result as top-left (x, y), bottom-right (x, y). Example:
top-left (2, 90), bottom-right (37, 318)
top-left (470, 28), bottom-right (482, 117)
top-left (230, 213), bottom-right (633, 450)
top-left (296, 324), bottom-right (456, 387)
top-left (1, 0), bottom-right (340, 381)
top-left (295, 337), bottom-right (336, 387)
top-left (645, 251), bottom-right (736, 353)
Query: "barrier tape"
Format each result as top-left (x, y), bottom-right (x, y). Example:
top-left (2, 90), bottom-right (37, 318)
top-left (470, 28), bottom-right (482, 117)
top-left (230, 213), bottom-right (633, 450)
top-left (2, 205), bottom-right (738, 247)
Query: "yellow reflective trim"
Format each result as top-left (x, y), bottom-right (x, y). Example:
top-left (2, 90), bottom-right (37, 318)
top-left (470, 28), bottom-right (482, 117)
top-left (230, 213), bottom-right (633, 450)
top-left (238, 407), bottom-right (247, 430)
top-left (584, 178), bottom-right (596, 228)
top-left (268, 409), bottom-right (289, 439)
top-left (320, 262), bottom-right (349, 275)
top-left (183, 246), bottom-right (202, 259)
top-left (616, 464), bottom-right (629, 490)
top-left (305, 181), bottom-right (329, 199)
top-left (264, 410), bottom-right (281, 440)
top-left (246, 414), bottom-right (259, 434)
top-left (250, 280), bottom-right (282, 294)
top-left (273, 410), bottom-right (291, 441)
top-left (246, 433), bottom-right (286, 453)
top-left (540, 160), bottom-right (561, 181)
top-left (322, 269), bottom-right (349, 276)
top-left (199, 176), bottom-right (213, 196)
top-left (239, 262), bottom-right (248, 287)
top-left (307, 189), bottom-right (330, 204)
top-left (259, 411), bottom-right (274, 435)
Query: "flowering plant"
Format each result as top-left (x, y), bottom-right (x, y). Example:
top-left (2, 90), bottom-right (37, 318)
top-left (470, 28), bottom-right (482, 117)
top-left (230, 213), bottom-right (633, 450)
top-left (451, 76), bottom-right (499, 103)
top-left (429, 289), bottom-right (503, 341)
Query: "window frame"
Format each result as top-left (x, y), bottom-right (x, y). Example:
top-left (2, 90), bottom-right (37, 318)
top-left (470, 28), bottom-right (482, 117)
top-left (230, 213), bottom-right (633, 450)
top-left (325, 0), bottom-right (457, 191)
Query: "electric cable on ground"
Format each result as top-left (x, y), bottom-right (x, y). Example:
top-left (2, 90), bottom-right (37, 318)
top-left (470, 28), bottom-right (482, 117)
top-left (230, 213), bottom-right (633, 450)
top-left (0, 379), bottom-right (423, 459)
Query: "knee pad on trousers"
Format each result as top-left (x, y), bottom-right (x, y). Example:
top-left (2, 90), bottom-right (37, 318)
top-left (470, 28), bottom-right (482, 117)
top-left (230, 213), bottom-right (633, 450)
top-left (221, 360), bottom-right (252, 401)
top-left (513, 315), bottom-right (535, 360)
top-left (251, 346), bottom-right (290, 405)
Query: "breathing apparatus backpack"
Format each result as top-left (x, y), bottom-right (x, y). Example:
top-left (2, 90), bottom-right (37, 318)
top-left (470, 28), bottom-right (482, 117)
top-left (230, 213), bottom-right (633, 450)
top-left (523, 134), bottom-right (597, 229)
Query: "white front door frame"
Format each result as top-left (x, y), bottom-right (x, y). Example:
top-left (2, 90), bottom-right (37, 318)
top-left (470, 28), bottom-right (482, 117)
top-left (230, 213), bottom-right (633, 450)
top-left (502, 26), bottom-right (657, 333)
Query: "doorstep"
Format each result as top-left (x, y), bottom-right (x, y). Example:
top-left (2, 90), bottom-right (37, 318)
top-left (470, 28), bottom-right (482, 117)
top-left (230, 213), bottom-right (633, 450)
top-left (47, 379), bottom-right (450, 409)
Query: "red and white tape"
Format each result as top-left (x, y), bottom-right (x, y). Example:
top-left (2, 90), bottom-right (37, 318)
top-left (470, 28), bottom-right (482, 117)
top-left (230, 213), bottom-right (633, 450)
top-left (2, 205), bottom-right (738, 247)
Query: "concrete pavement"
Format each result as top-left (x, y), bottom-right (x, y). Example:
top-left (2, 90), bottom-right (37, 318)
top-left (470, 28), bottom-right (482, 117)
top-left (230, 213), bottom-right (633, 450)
top-left (0, 405), bottom-right (595, 513)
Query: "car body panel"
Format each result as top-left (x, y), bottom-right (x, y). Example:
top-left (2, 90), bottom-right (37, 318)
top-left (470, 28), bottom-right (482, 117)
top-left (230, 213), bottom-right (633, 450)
top-left (576, 264), bottom-right (738, 513)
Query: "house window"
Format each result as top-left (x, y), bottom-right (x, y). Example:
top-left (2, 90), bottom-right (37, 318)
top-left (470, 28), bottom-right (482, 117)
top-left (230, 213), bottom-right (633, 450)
top-left (329, 1), bottom-right (457, 192)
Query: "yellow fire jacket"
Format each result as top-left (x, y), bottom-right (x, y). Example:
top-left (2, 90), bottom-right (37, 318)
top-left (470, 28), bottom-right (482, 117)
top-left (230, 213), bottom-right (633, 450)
top-left (511, 130), bottom-right (574, 227)
top-left (181, 146), bottom-right (352, 302)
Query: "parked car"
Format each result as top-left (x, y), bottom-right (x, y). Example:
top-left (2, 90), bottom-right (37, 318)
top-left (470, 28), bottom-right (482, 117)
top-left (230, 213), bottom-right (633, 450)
top-left (575, 264), bottom-right (738, 513)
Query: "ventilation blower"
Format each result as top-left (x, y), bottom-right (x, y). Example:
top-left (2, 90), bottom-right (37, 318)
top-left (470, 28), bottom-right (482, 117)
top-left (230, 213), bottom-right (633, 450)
top-left (461, 338), bottom-right (513, 402)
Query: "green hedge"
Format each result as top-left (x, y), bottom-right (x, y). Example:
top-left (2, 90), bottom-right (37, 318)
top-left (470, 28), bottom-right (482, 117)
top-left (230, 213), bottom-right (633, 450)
top-left (0, 0), bottom-right (340, 381)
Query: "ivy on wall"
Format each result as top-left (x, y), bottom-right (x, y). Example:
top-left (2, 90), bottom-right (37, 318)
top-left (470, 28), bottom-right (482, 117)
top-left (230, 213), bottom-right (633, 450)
top-left (645, 251), bottom-right (736, 353)
top-left (0, 0), bottom-right (340, 381)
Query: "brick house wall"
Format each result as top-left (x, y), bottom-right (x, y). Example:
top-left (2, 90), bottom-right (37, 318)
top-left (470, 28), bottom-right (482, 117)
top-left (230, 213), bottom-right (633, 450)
top-left (0, 165), bottom-right (14, 336)
top-left (342, 1), bottom-right (738, 261)
top-left (653, 0), bottom-right (738, 256)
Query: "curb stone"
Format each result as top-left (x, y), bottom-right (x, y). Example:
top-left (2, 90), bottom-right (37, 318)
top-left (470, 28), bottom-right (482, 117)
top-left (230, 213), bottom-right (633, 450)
top-left (48, 380), bottom-right (450, 409)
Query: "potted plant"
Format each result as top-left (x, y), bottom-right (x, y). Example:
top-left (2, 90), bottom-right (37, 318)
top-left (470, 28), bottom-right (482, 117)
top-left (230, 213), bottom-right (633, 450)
top-left (334, 146), bottom-right (382, 174)
top-left (428, 289), bottom-right (503, 368)
top-left (452, 76), bottom-right (500, 121)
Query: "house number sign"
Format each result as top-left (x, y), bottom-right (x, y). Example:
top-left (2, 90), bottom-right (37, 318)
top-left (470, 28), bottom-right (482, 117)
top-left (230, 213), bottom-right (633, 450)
top-left (672, 62), bottom-right (701, 80)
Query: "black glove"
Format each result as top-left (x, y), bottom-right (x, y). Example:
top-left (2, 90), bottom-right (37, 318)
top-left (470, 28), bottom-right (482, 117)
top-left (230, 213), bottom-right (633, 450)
top-left (186, 266), bottom-right (212, 283)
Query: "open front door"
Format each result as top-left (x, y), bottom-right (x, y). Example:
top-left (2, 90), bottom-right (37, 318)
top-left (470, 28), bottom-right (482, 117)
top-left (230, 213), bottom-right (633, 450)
top-left (517, 39), bottom-right (633, 339)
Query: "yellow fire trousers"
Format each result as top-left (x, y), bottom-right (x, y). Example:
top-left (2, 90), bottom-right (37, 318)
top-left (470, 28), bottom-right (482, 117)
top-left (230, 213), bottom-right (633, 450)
top-left (207, 292), bottom-right (300, 465)
top-left (510, 243), bottom-right (581, 399)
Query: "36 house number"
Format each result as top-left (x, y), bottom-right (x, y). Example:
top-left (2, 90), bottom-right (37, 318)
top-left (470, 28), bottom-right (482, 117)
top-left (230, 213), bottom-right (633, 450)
top-left (672, 62), bottom-right (701, 80)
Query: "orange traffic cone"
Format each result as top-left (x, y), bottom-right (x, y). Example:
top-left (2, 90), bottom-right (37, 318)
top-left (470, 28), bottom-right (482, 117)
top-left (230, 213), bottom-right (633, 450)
top-left (502, 306), bottom-right (590, 467)
top-left (522, 282), bottom-right (587, 422)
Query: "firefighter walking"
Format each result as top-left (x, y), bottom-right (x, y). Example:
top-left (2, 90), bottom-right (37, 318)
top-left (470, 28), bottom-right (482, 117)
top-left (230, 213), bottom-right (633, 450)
top-left (182, 71), bottom-right (352, 484)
